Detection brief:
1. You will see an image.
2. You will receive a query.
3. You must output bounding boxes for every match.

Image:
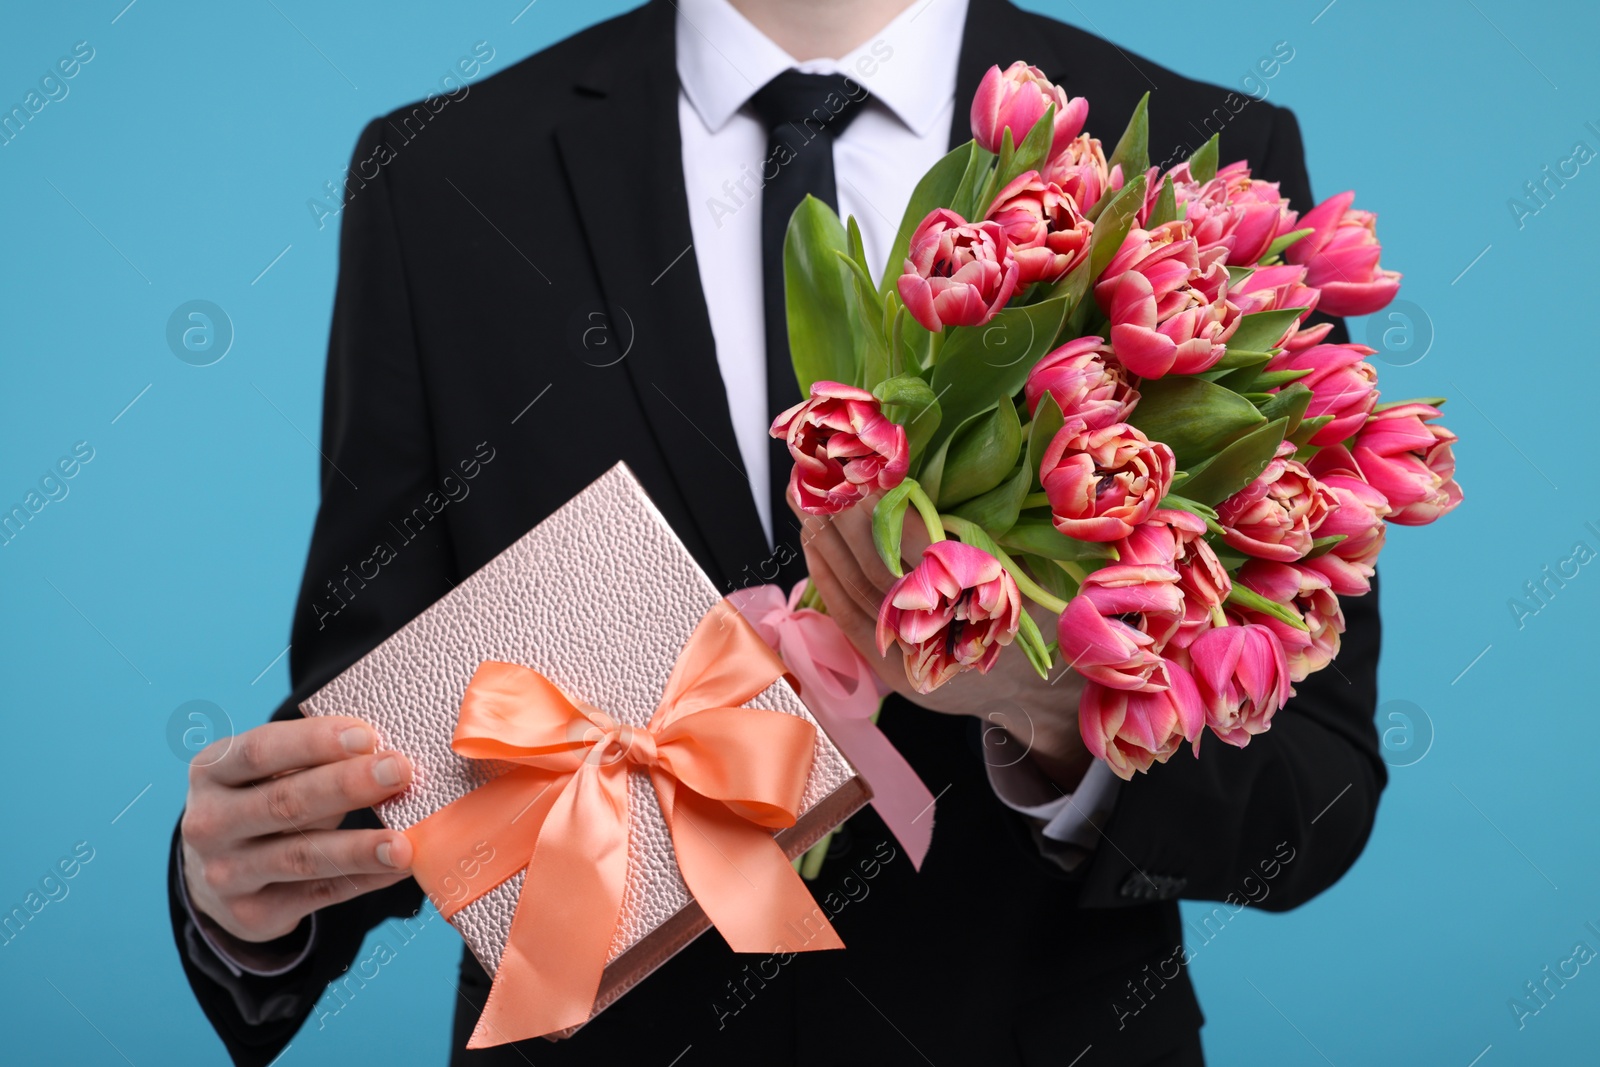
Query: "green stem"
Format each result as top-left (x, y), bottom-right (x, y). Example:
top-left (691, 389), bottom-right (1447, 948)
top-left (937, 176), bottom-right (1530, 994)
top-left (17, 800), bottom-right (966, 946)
top-left (996, 548), bottom-right (1069, 615)
top-left (940, 514), bottom-right (1070, 615)
top-left (797, 580), bottom-right (825, 613)
top-left (797, 831), bottom-right (833, 880)
top-left (1021, 492), bottom-right (1051, 510)
top-left (1056, 559), bottom-right (1090, 585)
top-left (906, 484), bottom-right (946, 543)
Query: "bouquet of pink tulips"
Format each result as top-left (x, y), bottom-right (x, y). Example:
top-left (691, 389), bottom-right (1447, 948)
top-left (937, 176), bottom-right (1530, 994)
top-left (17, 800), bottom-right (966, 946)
top-left (771, 62), bottom-right (1463, 779)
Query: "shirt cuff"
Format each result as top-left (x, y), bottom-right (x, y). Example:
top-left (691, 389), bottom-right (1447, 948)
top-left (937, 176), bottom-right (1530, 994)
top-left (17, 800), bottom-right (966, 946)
top-left (176, 842), bottom-right (316, 978)
top-left (986, 756), bottom-right (1123, 850)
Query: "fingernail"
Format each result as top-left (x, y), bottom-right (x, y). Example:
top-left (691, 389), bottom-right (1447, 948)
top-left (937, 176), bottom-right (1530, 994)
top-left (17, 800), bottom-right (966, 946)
top-left (340, 727), bottom-right (374, 754)
top-left (377, 842), bottom-right (398, 868)
top-left (373, 755), bottom-right (404, 787)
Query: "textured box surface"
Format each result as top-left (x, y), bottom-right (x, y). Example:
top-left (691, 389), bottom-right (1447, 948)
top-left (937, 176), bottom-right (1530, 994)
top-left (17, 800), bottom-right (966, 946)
top-left (301, 462), bottom-right (865, 1022)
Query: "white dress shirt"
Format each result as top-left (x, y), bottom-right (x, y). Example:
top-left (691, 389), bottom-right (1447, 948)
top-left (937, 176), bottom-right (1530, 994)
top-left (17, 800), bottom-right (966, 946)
top-left (675, 0), bottom-right (1120, 846)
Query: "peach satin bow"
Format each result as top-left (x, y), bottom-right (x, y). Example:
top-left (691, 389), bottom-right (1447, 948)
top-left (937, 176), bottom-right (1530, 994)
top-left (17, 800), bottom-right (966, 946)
top-left (405, 599), bottom-right (842, 1048)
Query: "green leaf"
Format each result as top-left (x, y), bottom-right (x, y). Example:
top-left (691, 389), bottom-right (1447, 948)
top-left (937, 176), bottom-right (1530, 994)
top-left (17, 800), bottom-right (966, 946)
top-left (1286, 413), bottom-right (1334, 447)
top-left (1255, 383), bottom-right (1314, 436)
top-left (1087, 173), bottom-right (1148, 283)
top-left (882, 141), bottom-right (990, 296)
top-left (1027, 393), bottom-right (1065, 478)
top-left (833, 249), bottom-right (889, 386)
top-left (925, 298), bottom-right (1069, 460)
top-left (1205, 349), bottom-right (1277, 375)
top-left (1211, 544), bottom-right (1252, 571)
top-left (871, 479), bottom-right (917, 577)
top-left (1226, 265), bottom-right (1256, 288)
top-left (1021, 552), bottom-right (1078, 601)
top-left (1174, 417), bottom-right (1289, 506)
top-left (1227, 308), bottom-right (1307, 353)
top-left (950, 141), bottom-right (999, 223)
top-left (1126, 375), bottom-right (1266, 469)
top-left (998, 518), bottom-right (1118, 561)
top-left (1373, 397), bottom-right (1448, 413)
top-left (991, 103), bottom-right (1057, 198)
top-left (1252, 367), bottom-right (1315, 390)
top-left (937, 398), bottom-right (1023, 508)
top-left (874, 374), bottom-right (941, 465)
top-left (1303, 534), bottom-right (1346, 561)
top-left (846, 214), bottom-right (871, 281)
top-left (952, 458), bottom-right (1031, 534)
top-left (1188, 134), bottom-right (1220, 185)
top-left (1157, 493), bottom-right (1219, 520)
top-left (784, 195), bottom-right (860, 392)
top-left (893, 304), bottom-right (934, 375)
top-left (1261, 226), bottom-right (1314, 263)
top-left (1146, 174), bottom-right (1179, 227)
top-left (1227, 582), bottom-right (1310, 631)
top-left (1107, 92), bottom-right (1151, 184)
top-left (1014, 608), bottom-right (1053, 679)
top-left (1208, 353), bottom-right (1274, 393)
top-left (1045, 250), bottom-right (1093, 311)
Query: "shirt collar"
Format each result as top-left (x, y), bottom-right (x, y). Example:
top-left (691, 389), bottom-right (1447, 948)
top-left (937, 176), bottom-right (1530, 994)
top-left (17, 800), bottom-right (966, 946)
top-left (675, 0), bottom-right (969, 137)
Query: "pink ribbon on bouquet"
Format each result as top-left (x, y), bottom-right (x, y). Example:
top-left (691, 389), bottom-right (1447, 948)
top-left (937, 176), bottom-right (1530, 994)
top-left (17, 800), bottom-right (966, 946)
top-left (728, 582), bottom-right (934, 870)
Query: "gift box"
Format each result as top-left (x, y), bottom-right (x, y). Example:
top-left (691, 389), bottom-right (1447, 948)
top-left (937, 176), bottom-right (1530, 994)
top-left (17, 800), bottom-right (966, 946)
top-left (300, 462), bottom-right (868, 1046)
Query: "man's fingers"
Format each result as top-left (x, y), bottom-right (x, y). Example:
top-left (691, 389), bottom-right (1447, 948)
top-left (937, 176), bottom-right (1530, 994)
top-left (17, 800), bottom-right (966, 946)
top-left (232, 751), bottom-right (412, 837)
top-left (231, 828), bottom-right (413, 891)
top-left (227, 872), bottom-right (413, 939)
top-left (200, 716), bottom-right (379, 787)
top-left (828, 498), bottom-right (901, 595)
top-left (800, 535), bottom-right (915, 694)
top-left (802, 515), bottom-right (885, 621)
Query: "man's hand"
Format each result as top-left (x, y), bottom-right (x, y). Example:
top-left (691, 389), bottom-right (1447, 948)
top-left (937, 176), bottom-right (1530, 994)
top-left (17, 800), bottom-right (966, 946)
top-left (181, 716), bottom-right (415, 943)
top-left (793, 495), bottom-right (1095, 792)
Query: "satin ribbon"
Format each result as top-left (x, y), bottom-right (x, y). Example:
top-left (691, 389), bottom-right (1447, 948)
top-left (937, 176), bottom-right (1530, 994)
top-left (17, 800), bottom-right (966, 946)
top-left (406, 599), bottom-right (842, 1048)
top-left (728, 582), bottom-right (935, 871)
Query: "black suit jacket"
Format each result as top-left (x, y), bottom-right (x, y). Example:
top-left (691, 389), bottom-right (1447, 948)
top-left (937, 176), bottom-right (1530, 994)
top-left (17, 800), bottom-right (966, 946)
top-left (168, 2), bottom-right (1385, 1064)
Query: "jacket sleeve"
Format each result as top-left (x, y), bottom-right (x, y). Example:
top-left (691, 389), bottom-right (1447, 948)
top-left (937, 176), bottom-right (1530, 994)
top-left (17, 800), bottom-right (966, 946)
top-left (1074, 104), bottom-right (1386, 911)
top-left (167, 115), bottom-right (456, 1067)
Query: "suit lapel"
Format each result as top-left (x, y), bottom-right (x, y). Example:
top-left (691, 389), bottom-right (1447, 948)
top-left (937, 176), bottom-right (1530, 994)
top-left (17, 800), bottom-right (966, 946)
top-left (554, 1), bottom-right (770, 588)
top-left (553, 0), bottom-right (1076, 588)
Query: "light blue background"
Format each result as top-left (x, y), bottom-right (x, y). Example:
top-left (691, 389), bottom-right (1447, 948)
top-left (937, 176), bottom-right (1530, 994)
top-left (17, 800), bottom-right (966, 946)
top-left (1, 1), bottom-right (1593, 1064)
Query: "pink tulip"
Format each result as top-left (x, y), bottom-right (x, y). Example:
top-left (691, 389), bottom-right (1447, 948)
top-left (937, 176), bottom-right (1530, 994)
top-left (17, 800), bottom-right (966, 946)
top-left (1022, 337), bottom-right (1137, 431)
top-left (1186, 623), bottom-right (1292, 747)
top-left (1056, 592), bottom-right (1167, 692)
top-left (1265, 342), bottom-right (1379, 447)
top-left (1041, 421), bottom-right (1174, 542)
top-left (769, 381), bottom-right (909, 515)
top-left (1351, 402), bottom-right (1463, 527)
top-left (985, 170), bottom-right (1093, 285)
top-left (970, 62), bottom-right (1088, 157)
top-left (897, 209), bottom-right (1020, 332)
top-left (1231, 264), bottom-right (1321, 345)
top-left (1303, 445), bottom-right (1390, 595)
top-left (876, 540), bottom-right (1022, 694)
top-left (1079, 660), bottom-right (1205, 779)
top-left (1094, 223), bottom-right (1238, 378)
top-left (1043, 133), bottom-right (1114, 213)
top-left (1216, 442), bottom-right (1339, 562)
top-left (1118, 507), bottom-right (1232, 650)
top-left (1232, 561), bottom-right (1345, 683)
top-left (1076, 553), bottom-right (1187, 654)
top-left (1284, 191), bottom-right (1402, 316)
top-left (1162, 160), bottom-right (1298, 267)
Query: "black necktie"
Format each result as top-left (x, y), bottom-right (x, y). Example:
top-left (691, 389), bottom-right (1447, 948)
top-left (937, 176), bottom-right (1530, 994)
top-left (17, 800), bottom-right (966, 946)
top-left (748, 71), bottom-right (869, 591)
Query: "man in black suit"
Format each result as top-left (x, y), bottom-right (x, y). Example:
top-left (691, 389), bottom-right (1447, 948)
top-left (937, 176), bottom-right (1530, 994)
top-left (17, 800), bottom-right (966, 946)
top-left (169, 1), bottom-right (1384, 1063)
